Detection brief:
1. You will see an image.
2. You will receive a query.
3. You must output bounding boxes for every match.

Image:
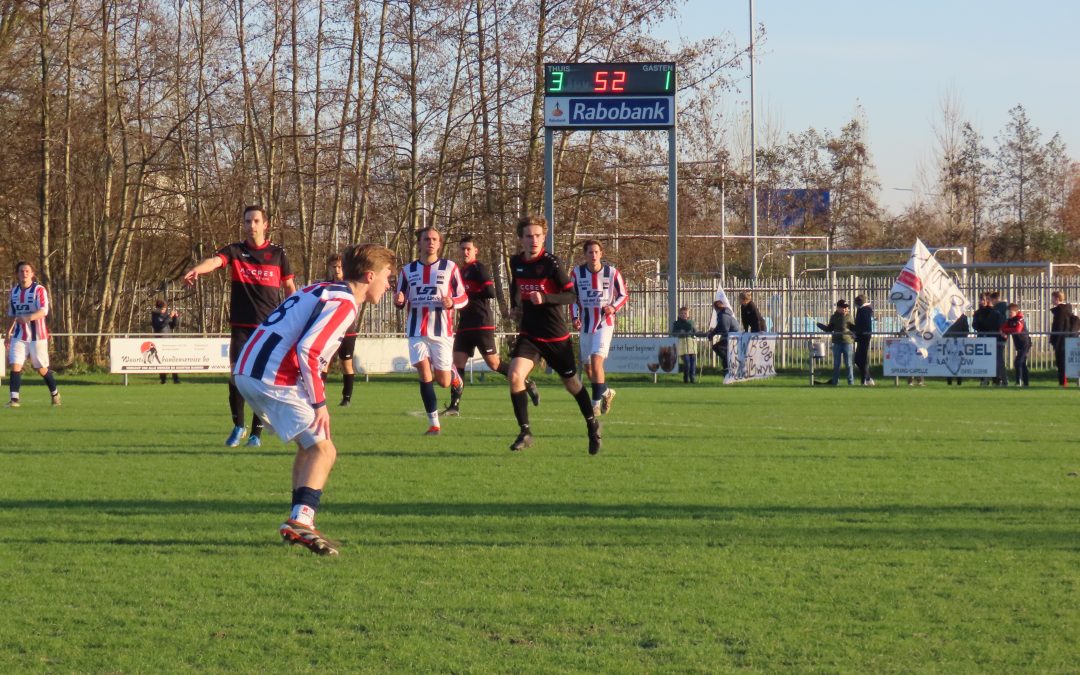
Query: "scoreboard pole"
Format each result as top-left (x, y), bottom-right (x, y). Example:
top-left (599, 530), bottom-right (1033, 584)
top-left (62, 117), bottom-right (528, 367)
top-left (667, 127), bottom-right (678, 327)
top-left (543, 128), bottom-right (554, 253)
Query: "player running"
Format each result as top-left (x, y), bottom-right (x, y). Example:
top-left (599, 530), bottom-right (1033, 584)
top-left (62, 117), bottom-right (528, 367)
top-left (183, 206), bottom-right (296, 448)
top-left (234, 243), bottom-right (396, 556)
top-left (394, 226), bottom-right (468, 435)
top-left (323, 253), bottom-right (359, 407)
top-left (571, 240), bottom-right (628, 416)
top-left (443, 234), bottom-right (538, 416)
top-left (506, 216), bottom-right (602, 455)
top-left (6, 261), bottom-right (61, 408)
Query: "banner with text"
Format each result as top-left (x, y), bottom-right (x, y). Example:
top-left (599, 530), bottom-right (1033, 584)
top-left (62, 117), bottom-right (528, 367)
top-left (883, 337), bottom-right (996, 377)
top-left (110, 337), bottom-right (231, 374)
top-left (890, 238), bottom-right (970, 351)
top-left (352, 338), bottom-right (494, 375)
top-left (724, 333), bottom-right (777, 384)
top-left (1064, 338), bottom-right (1080, 378)
top-left (603, 337), bottom-right (681, 374)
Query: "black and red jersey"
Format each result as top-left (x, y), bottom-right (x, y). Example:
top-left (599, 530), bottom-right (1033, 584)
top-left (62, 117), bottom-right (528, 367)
top-left (510, 250), bottom-right (575, 342)
top-left (216, 240), bottom-right (294, 328)
top-left (457, 261), bottom-right (497, 331)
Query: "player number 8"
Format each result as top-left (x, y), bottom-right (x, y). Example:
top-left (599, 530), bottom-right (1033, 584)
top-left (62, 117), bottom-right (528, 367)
top-left (264, 296), bottom-right (300, 326)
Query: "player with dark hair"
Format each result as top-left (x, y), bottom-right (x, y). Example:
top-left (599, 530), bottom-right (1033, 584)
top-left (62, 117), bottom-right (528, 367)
top-left (182, 205), bottom-right (296, 447)
top-left (235, 243), bottom-right (396, 555)
top-left (507, 216), bottom-right (602, 455)
top-left (394, 226), bottom-right (468, 435)
top-left (7, 261), bottom-right (61, 407)
top-left (571, 239), bottom-right (628, 415)
top-left (443, 234), bottom-right (538, 415)
top-left (151, 298), bottom-right (181, 384)
top-left (324, 253), bottom-right (359, 406)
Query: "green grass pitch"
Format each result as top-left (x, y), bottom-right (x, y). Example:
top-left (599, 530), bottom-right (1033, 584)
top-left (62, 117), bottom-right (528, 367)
top-left (2, 372), bottom-right (1078, 672)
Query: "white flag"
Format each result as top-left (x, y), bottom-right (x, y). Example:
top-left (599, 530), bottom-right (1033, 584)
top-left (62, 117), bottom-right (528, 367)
top-left (890, 239), bottom-right (970, 350)
top-left (707, 282), bottom-right (732, 332)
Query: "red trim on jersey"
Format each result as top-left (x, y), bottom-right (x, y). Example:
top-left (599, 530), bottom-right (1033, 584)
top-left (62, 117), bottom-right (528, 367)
top-left (229, 260), bottom-right (282, 287)
top-left (520, 332), bottom-right (570, 343)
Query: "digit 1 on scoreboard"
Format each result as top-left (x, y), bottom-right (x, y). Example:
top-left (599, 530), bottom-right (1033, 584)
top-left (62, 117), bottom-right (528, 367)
top-left (664, 71), bottom-right (673, 91)
top-left (550, 71), bottom-right (564, 93)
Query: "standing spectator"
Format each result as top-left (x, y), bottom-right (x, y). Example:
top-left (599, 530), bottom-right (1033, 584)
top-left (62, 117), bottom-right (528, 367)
top-left (151, 299), bottom-right (181, 384)
top-left (818, 299), bottom-right (855, 385)
top-left (707, 300), bottom-right (741, 373)
top-left (944, 312), bottom-right (971, 385)
top-left (182, 205), bottom-right (296, 447)
top-left (739, 291), bottom-right (766, 333)
top-left (571, 240), bottom-right (629, 414)
top-left (972, 292), bottom-right (1006, 386)
top-left (853, 295), bottom-right (875, 386)
top-left (1049, 291), bottom-right (1077, 387)
top-left (671, 306), bottom-right (697, 384)
top-left (1001, 303), bottom-right (1031, 387)
top-left (6, 261), bottom-right (61, 407)
top-left (394, 226), bottom-right (469, 436)
top-left (323, 254), bottom-right (358, 407)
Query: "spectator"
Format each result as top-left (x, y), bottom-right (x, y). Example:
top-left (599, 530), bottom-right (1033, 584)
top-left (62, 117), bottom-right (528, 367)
top-left (817, 299), bottom-right (855, 385)
top-left (990, 291), bottom-right (1008, 323)
top-left (671, 306), bottom-right (697, 383)
top-left (1049, 291), bottom-right (1078, 387)
top-left (1001, 303), bottom-right (1031, 387)
top-left (150, 299), bottom-right (180, 384)
top-left (972, 292), bottom-right (1006, 386)
top-left (944, 312), bottom-right (971, 385)
top-left (853, 295), bottom-right (875, 386)
top-left (739, 291), bottom-right (766, 333)
top-left (707, 300), bottom-right (741, 373)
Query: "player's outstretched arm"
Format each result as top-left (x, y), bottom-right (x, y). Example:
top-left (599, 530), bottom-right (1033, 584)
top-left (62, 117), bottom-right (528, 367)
top-left (182, 256), bottom-right (224, 286)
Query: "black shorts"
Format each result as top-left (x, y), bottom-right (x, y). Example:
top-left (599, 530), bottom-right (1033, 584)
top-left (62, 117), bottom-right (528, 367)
top-left (338, 334), bottom-right (357, 362)
top-left (512, 335), bottom-right (576, 378)
top-left (230, 326), bottom-right (257, 365)
top-left (453, 330), bottom-right (498, 358)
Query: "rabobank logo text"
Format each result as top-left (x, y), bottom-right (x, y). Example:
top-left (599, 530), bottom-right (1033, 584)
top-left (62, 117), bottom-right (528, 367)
top-left (545, 96), bottom-right (674, 128)
top-left (571, 98), bottom-right (670, 124)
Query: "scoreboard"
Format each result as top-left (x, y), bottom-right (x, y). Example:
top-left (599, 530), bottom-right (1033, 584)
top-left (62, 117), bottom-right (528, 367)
top-left (544, 62), bottom-right (676, 130)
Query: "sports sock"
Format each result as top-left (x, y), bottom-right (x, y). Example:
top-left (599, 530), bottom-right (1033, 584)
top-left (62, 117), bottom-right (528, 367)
top-left (451, 365), bottom-right (462, 388)
top-left (43, 370), bottom-right (58, 395)
top-left (511, 389), bottom-right (530, 427)
top-left (290, 486), bottom-right (323, 526)
top-left (495, 362), bottom-right (510, 377)
top-left (427, 411), bottom-right (440, 427)
top-left (420, 380), bottom-right (438, 414)
top-left (573, 387), bottom-right (595, 419)
top-left (229, 382), bottom-right (245, 427)
top-left (342, 373), bottom-right (355, 401)
top-left (10, 371), bottom-right (22, 399)
top-left (592, 382), bottom-right (607, 405)
top-left (250, 413), bottom-right (263, 438)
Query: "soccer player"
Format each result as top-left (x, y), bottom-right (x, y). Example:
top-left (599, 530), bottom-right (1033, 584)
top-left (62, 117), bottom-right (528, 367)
top-left (443, 234), bottom-right (538, 415)
top-left (234, 243), bottom-right (396, 556)
top-left (507, 215), bottom-right (602, 455)
top-left (394, 226), bottom-right (468, 435)
top-left (571, 240), bottom-right (628, 416)
top-left (182, 205), bottom-right (296, 447)
top-left (6, 261), bottom-right (60, 407)
top-left (323, 254), bottom-right (359, 406)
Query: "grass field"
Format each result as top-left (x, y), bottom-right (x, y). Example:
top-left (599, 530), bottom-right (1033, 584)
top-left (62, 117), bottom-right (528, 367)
top-left (2, 371), bottom-right (1079, 672)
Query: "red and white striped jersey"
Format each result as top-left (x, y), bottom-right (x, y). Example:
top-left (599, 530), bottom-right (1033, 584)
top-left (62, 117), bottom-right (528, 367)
top-left (8, 282), bottom-right (50, 341)
top-left (397, 259), bottom-right (468, 338)
top-left (571, 264), bottom-right (629, 333)
top-left (233, 282), bottom-right (358, 408)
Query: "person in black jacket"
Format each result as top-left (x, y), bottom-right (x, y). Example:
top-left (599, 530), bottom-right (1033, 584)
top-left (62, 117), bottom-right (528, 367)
top-left (150, 299), bottom-right (180, 384)
top-left (853, 295), bottom-right (875, 386)
top-left (972, 292), bottom-right (1006, 386)
top-left (944, 312), bottom-right (971, 385)
top-left (707, 300), bottom-right (742, 372)
top-left (1049, 291), bottom-right (1077, 386)
top-left (739, 291), bottom-right (766, 333)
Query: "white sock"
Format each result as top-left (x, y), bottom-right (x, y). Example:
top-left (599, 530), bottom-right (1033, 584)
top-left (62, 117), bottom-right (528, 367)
top-left (592, 400), bottom-right (600, 408)
top-left (428, 411), bottom-right (440, 427)
top-left (290, 504), bottom-right (316, 527)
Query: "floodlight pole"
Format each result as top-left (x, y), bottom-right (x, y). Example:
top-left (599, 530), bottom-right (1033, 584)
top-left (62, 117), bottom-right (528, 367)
top-left (749, 0), bottom-right (759, 280)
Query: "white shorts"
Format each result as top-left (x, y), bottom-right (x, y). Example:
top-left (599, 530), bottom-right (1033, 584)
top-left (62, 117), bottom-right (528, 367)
top-left (408, 336), bottom-right (454, 371)
top-left (234, 375), bottom-right (325, 449)
top-left (579, 326), bottom-right (614, 361)
top-left (9, 339), bottom-right (50, 370)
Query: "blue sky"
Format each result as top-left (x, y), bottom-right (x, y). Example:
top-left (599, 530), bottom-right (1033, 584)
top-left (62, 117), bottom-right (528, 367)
top-left (658, 0), bottom-right (1080, 213)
